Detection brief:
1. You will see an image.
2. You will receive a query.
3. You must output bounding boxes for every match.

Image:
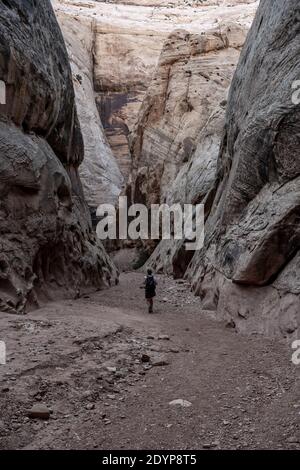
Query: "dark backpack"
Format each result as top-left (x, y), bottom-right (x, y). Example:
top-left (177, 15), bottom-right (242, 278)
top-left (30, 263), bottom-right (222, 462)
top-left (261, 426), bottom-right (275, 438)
top-left (145, 275), bottom-right (156, 291)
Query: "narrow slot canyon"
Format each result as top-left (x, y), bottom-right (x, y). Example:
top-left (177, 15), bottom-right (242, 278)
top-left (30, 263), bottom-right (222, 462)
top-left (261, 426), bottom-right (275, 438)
top-left (0, 0), bottom-right (299, 452)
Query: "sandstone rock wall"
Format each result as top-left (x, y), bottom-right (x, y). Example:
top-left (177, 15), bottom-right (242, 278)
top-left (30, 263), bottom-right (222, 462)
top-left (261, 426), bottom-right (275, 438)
top-left (53, 0), bottom-right (258, 186)
top-left (124, 0), bottom-right (300, 339)
top-left (127, 24), bottom-right (246, 208)
top-left (186, 0), bottom-right (300, 338)
top-left (126, 21), bottom-right (248, 261)
top-left (0, 0), bottom-right (117, 314)
top-left (54, 9), bottom-right (123, 208)
top-left (147, 101), bottom-right (226, 276)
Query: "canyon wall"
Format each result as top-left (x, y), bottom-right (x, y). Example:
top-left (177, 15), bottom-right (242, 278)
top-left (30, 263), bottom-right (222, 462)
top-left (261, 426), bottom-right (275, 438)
top-left (123, 0), bottom-right (300, 338)
top-left (187, 0), bottom-right (300, 338)
top-left (127, 23), bottom-right (247, 209)
top-left (53, 9), bottom-right (123, 208)
top-left (53, 0), bottom-right (258, 190)
top-left (0, 0), bottom-right (117, 314)
top-left (47, 0), bottom-right (300, 338)
top-left (126, 20), bottom-right (250, 259)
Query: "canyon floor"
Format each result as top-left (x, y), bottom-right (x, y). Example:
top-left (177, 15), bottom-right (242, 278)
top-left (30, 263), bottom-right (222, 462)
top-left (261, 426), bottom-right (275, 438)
top-left (0, 272), bottom-right (299, 450)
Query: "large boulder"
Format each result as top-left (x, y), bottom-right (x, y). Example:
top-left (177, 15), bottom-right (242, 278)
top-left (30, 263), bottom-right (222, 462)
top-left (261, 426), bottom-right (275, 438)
top-left (187, 0), bottom-right (300, 337)
top-left (0, 0), bottom-right (117, 314)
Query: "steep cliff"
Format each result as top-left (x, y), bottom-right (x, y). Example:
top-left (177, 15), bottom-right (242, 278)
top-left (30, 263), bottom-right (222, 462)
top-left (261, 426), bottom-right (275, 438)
top-left (126, 21), bottom-right (249, 261)
top-left (54, 9), bottom-right (123, 208)
top-left (186, 0), bottom-right (300, 337)
top-left (0, 0), bottom-right (117, 314)
top-left (121, 0), bottom-right (300, 338)
top-left (53, 0), bottom-right (258, 188)
top-left (127, 24), bottom-right (247, 208)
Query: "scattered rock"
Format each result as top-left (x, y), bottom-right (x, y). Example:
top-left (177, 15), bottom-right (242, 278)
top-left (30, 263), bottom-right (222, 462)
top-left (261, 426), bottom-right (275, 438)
top-left (202, 442), bottom-right (219, 449)
top-left (85, 403), bottom-right (95, 410)
top-left (107, 394), bottom-right (116, 400)
top-left (152, 357), bottom-right (169, 367)
top-left (169, 399), bottom-right (192, 408)
top-left (141, 354), bottom-right (151, 363)
top-left (11, 423), bottom-right (21, 430)
top-left (226, 320), bottom-right (236, 329)
top-left (158, 335), bottom-right (170, 341)
top-left (28, 404), bottom-right (51, 420)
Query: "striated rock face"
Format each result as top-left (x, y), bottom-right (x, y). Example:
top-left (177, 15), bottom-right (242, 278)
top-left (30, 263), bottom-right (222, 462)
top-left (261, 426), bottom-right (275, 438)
top-left (126, 20), bottom-right (249, 261)
top-left (147, 99), bottom-right (226, 276)
top-left (0, 0), bottom-right (117, 314)
top-left (186, 0), bottom-right (300, 337)
top-left (54, 10), bottom-right (123, 208)
top-left (127, 24), bottom-right (247, 209)
top-left (53, 0), bottom-right (258, 186)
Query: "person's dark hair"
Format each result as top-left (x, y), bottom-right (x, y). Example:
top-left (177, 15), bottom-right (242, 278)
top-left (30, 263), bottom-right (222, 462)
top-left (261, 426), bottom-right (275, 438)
top-left (147, 269), bottom-right (153, 276)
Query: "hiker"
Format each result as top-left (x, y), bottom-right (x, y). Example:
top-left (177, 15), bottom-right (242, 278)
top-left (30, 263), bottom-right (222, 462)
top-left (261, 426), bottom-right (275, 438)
top-left (144, 269), bottom-right (157, 313)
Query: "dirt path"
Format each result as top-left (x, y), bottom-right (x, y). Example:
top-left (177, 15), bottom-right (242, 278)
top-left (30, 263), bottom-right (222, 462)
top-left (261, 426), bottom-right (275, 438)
top-left (0, 272), bottom-right (299, 450)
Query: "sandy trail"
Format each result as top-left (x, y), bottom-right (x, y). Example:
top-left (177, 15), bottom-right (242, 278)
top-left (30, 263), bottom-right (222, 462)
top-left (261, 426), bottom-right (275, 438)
top-left (0, 272), bottom-right (299, 450)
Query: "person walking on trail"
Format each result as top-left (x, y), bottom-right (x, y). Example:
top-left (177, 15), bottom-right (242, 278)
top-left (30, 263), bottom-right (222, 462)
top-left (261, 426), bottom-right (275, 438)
top-left (144, 269), bottom-right (157, 313)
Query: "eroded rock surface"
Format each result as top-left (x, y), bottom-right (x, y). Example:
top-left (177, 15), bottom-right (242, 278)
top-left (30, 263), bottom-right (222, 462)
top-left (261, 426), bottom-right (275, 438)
top-left (126, 21), bottom-right (249, 262)
top-left (127, 24), bottom-right (246, 208)
top-left (186, 0), bottom-right (300, 337)
top-left (53, 0), bottom-right (258, 186)
top-left (0, 0), bottom-right (117, 314)
top-left (126, 0), bottom-right (300, 338)
top-left (54, 10), bottom-right (123, 208)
